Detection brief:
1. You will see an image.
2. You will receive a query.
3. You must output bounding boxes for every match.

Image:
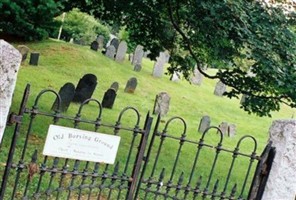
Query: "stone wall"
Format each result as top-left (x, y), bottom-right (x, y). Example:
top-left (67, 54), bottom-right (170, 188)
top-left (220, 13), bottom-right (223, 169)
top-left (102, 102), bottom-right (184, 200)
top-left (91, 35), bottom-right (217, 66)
top-left (0, 40), bottom-right (22, 142)
top-left (262, 120), bottom-right (296, 200)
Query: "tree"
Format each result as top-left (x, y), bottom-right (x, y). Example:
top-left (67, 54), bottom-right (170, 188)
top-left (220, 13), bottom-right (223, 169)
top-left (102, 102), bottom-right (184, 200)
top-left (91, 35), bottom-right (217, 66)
top-left (63, 0), bottom-right (296, 117)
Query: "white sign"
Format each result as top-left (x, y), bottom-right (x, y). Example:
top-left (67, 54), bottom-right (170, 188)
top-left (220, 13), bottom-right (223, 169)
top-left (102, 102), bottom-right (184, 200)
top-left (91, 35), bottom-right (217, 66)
top-left (43, 125), bottom-right (121, 164)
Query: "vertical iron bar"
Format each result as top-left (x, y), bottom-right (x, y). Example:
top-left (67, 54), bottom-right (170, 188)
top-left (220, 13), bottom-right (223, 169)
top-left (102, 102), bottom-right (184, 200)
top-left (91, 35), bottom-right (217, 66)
top-left (45, 157), bottom-right (59, 200)
top-left (107, 162), bottom-right (119, 199)
top-left (153, 168), bottom-right (165, 200)
top-left (34, 156), bottom-right (48, 199)
top-left (78, 161), bottom-right (90, 200)
top-left (67, 160), bottom-right (80, 199)
top-left (193, 176), bottom-right (202, 200)
top-left (87, 162), bottom-right (100, 200)
top-left (0, 84), bottom-right (30, 200)
top-left (22, 150), bottom-right (38, 199)
top-left (56, 159), bottom-right (69, 200)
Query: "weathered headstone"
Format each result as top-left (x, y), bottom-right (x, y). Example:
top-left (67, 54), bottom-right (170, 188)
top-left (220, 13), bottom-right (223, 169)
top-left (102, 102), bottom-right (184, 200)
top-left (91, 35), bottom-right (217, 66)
top-left (17, 45), bottom-right (30, 62)
top-left (110, 38), bottom-right (120, 50)
top-left (228, 124), bottom-right (236, 137)
top-left (191, 67), bottom-right (203, 85)
top-left (143, 51), bottom-right (150, 58)
top-left (129, 53), bottom-right (133, 62)
top-left (105, 45), bottom-right (116, 59)
top-left (96, 35), bottom-right (105, 49)
top-left (152, 52), bottom-right (166, 77)
top-left (0, 40), bottom-right (22, 143)
top-left (102, 88), bottom-right (117, 109)
top-left (72, 74), bottom-right (97, 103)
top-left (124, 77), bottom-right (137, 93)
top-left (51, 83), bottom-right (75, 112)
top-left (115, 41), bottom-right (127, 62)
top-left (164, 50), bottom-right (170, 63)
top-left (133, 64), bottom-right (142, 72)
top-left (218, 122), bottom-right (228, 135)
top-left (110, 82), bottom-right (119, 92)
top-left (132, 45), bottom-right (144, 66)
top-left (170, 72), bottom-right (181, 82)
top-left (198, 116), bottom-right (211, 133)
top-left (90, 41), bottom-right (99, 51)
top-left (153, 92), bottom-right (171, 116)
top-left (214, 81), bottom-right (226, 96)
top-left (29, 52), bottom-right (40, 66)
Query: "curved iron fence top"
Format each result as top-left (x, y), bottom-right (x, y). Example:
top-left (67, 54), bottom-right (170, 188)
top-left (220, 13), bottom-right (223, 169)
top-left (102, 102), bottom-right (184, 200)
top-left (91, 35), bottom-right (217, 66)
top-left (78, 98), bottom-right (102, 119)
top-left (236, 135), bottom-right (258, 153)
top-left (33, 89), bottom-right (61, 111)
top-left (163, 116), bottom-right (187, 137)
top-left (202, 126), bottom-right (224, 144)
top-left (116, 106), bottom-right (141, 127)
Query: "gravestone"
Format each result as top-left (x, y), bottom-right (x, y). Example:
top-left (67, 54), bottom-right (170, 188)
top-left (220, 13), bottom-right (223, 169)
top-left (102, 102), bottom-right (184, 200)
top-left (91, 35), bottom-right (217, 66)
top-left (110, 38), bottom-right (120, 50)
top-left (240, 94), bottom-right (249, 105)
top-left (72, 74), bottom-right (97, 103)
top-left (198, 116), bottom-right (211, 133)
top-left (105, 45), bottom-right (116, 59)
top-left (124, 77), bottom-right (137, 93)
top-left (17, 45), bottom-right (30, 62)
top-left (90, 41), bottom-right (99, 51)
top-left (153, 92), bottom-right (170, 116)
top-left (170, 72), bottom-right (181, 82)
top-left (115, 41), bottom-right (127, 62)
top-left (152, 52), bottom-right (166, 77)
top-left (214, 81), bottom-right (226, 96)
top-left (133, 64), bottom-right (142, 72)
top-left (51, 83), bottom-right (75, 112)
top-left (228, 124), bottom-right (236, 137)
top-left (102, 88), bottom-right (117, 109)
top-left (219, 122), bottom-right (228, 135)
top-left (164, 51), bottom-right (170, 63)
top-left (0, 40), bottom-right (22, 143)
top-left (129, 53), bottom-right (133, 62)
top-left (29, 52), bottom-right (40, 66)
top-left (191, 67), bottom-right (203, 85)
top-left (132, 45), bottom-right (144, 66)
top-left (96, 35), bottom-right (105, 49)
top-left (110, 82), bottom-right (119, 92)
top-left (143, 51), bottom-right (150, 58)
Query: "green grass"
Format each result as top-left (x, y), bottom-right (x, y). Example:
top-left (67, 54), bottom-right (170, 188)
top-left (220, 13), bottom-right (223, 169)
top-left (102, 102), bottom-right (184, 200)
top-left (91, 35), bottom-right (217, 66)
top-left (0, 39), bottom-right (294, 199)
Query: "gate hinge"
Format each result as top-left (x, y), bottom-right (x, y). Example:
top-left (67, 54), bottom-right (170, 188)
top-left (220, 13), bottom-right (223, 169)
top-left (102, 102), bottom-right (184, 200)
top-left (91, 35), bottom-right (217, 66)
top-left (7, 112), bottom-right (23, 125)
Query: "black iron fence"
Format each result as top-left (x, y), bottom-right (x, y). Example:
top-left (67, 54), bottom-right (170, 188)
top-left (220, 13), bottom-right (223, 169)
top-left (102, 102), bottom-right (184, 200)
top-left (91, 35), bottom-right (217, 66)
top-left (0, 85), bottom-right (274, 199)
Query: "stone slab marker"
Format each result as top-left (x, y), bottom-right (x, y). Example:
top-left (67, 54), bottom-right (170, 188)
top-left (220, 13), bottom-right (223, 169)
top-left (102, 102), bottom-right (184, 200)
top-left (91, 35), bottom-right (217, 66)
top-left (0, 40), bottom-right (22, 142)
top-left (191, 67), bottom-right (203, 85)
top-left (132, 45), bottom-right (144, 66)
top-left (214, 81), bottom-right (226, 96)
top-left (105, 45), bottom-right (116, 59)
top-left (262, 120), bottom-right (296, 200)
top-left (198, 115), bottom-right (211, 133)
top-left (153, 92), bottom-right (170, 116)
top-left (115, 41), bottom-right (127, 62)
top-left (124, 77), bottom-right (137, 93)
top-left (152, 52), bottom-right (166, 77)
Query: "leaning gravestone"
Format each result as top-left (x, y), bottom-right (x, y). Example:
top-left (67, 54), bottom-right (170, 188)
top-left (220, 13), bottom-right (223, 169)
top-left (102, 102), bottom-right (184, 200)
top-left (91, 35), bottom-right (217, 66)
top-left (29, 52), bottom-right (40, 66)
top-left (110, 38), bottom-right (120, 50)
top-left (115, 41), bottom-right (127, 62)
top-left (0, 40), bottom-right (22, 143)
top-left (96, 35), bottom-right (105, 49)
top-left (105, 45), bottom-right (116, 59)
top-left (219, 122), bottom-right (228, 136)
top-left (132, 45), bottom-right (144, 66)
top-left (214, 81), bottom-right (226, 96)
top-left (153, 92), bottom-right (171, 116)
top-left (124, 77), bottom-right (137, 93)
top-left (198, 115), bottom-right (211, 133)
top-left (72, 74), bottom-right (97, 103)
top-left (133, 64), bottom-right (142, 72)
top-left (228, 124), bottom-right (236, 137)
top-left (152, 52), bottom-right (166, 77)
top-left (102, 88), bottom-right (117, 109)
top-left (51, 83), bottom-right (75, 112)
top-left (110, 82), bottom-right (119, 92)
top-left (17, 45), bottom-right (30, 62)
top-left (90, 41), bottom-right (99, 51)
top-left (191, 67), bottom-right (203, 85)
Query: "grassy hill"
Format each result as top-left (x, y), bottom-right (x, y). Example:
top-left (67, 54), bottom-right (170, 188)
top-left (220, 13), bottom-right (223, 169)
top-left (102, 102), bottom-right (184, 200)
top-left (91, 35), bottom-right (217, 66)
top-left (1, 39), bottom-right (294, 199)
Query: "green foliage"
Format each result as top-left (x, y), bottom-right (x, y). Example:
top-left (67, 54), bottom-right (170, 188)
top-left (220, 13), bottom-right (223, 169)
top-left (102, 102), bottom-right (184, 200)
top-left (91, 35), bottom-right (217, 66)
top-left (56, 8), bottom-right (110, 45)
top-left (0, 0), bottom-right (61, 40)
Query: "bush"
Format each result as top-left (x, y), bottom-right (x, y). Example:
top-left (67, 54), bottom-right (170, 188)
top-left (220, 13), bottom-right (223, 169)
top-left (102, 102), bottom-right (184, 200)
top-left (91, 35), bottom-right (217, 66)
top-left (0, 0), bottom-right (61, 41)
top-left (56, 8), bottom-right (110, 45)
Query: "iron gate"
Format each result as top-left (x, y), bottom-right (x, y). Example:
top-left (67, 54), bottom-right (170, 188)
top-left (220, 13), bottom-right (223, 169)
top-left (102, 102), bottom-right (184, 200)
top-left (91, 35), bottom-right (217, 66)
top-left (0, 85), bottom-right (274, 199)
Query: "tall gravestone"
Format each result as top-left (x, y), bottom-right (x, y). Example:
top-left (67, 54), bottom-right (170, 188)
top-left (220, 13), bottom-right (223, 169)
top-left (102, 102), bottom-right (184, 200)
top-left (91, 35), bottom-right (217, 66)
top-left (228, 124), bottom-right (236, 137)
top-left (219, 122), bottom-right (228, 135)
top-left (96, 35), bottom-right (105, 49)
top-left (110, 82), bottom-right (119, 92)
top-left (191, 67), bottom-right (203, 85)
top-left (132, 45), bottom-right (144, 66)
top-left (198, 116), bottom-right (211, 133)
top-left (102, 88), bottom-right (117, 109)
top-left (105, 45), bottom-right (116, 59)
top-left (115, 41), bottom-right (127, 62)
top-left (17, 45), bottom-right (30, 62)
top-left (0, 40), bottom-right (22, 143)
top-left (153, 92), bottom-right (170, 116)
top-left (110, 38), bottom-right (120, 51)
top-left (124, 77), bottom-right (137, 93)
top-left (152, 52), bottom-right (166, 77)
top-left (51, 83), bottom-right (75, 112)
top-left (72, 74), bottom-right (97, 103)
top-left (214, 81), bottom-right (226, 96)
top-left (90, 41), bottom-right (99, 51)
